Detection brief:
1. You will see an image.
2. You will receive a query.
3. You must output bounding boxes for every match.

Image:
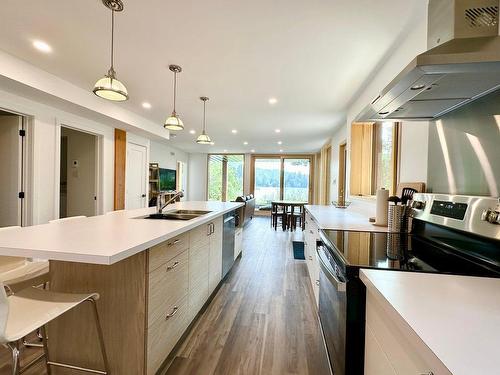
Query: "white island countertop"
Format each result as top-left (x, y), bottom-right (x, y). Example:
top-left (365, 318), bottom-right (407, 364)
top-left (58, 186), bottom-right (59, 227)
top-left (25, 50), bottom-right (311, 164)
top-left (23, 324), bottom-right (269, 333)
top-left (0, 201), bottom-right (243, 265)
top-left (360, 269), bottom-right (500, 375)
top-left (305, 204), bottom-right (389, 232)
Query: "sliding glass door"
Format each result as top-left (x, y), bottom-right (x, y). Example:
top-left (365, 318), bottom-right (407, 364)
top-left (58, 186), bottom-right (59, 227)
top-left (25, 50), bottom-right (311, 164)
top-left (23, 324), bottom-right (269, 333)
top-left (251, 155), bottom-right (313, 210)
top-left (283, 158), bottom-right (311, 202)
top-left (207, 154), bottom-right (244, 202)
top-left (253, 158), bottom-right (281, 209)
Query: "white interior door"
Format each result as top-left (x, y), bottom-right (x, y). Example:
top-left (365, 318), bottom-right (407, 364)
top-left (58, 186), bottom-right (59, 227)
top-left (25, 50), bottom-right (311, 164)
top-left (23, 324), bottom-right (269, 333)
top-left (126, 142), bottom-right (147, 210)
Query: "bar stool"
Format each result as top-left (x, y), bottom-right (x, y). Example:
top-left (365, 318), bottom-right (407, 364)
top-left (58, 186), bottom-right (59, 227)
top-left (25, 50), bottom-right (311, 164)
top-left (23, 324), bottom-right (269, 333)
top-left (0, 284), bottom-right (109, 375)
top-left (48, 216), bottom-right (86, 224)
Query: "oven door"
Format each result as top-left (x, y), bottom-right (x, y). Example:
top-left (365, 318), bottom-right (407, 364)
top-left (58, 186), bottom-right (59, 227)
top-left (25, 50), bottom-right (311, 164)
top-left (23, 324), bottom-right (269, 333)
top-left (317, 243), bottom-right (347, 375)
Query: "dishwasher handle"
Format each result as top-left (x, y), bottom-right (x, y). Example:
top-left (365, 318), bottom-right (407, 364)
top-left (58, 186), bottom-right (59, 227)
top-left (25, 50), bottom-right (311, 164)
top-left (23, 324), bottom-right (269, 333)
top-left (317, 245), bottom-right (346, 292)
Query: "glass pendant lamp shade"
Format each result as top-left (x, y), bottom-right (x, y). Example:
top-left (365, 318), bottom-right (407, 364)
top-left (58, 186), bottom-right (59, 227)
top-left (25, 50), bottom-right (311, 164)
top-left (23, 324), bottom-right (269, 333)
top-left (164, 113), bottom-right (184, 131)
top-left (196, 96), bottom-right (212, 145)
top-left (196, 132), bottom-right (212, 145)
top-left (164, 64), bottom-right (184, 131)
top-left (93, 1), bottom-right (128, 102)
top-left (93, 68), bottom-right (128, 101)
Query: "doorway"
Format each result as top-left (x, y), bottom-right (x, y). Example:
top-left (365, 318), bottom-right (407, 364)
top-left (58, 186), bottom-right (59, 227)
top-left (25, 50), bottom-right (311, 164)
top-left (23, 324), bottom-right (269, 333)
top-left (125, 142), bottom-right (148, 209)
top-left (338, 142), bottom-right (347, 203)
top-left (59, 127), bottom-right (98, 218)
top-left (0, 110), bottom-right (25, 227)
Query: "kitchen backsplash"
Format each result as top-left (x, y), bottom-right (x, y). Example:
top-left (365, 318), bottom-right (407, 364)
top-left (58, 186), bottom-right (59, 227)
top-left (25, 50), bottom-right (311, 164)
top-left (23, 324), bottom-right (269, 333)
top-left (427, 90), bottom-right (500, 197)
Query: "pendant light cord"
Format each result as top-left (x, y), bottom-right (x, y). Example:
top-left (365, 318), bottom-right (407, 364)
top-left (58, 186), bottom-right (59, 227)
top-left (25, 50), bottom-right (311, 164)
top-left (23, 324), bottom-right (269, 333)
top-left (173, 71), bottom-right (177, 114)
top-left (202, 99), bottom-right (206, 132)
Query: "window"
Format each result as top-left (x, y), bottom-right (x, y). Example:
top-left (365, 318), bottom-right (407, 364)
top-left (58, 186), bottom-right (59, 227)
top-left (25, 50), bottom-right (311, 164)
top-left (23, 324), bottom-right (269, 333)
top-left (251, 155), bottom-right (313, 210)
top-left (350, 122), bottom-right (399, 196)
top-left (207, 154), bottom-right (244, 202)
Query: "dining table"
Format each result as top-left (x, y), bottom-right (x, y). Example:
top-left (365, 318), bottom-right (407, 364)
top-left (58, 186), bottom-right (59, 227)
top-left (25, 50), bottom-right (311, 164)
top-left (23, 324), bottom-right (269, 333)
top-left (271, 200), bottom-right (307, 231)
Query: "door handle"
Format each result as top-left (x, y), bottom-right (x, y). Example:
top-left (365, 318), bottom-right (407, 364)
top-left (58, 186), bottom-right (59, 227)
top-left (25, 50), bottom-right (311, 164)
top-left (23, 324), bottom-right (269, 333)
top-left (165, 306), bottom-right (179, 320)
top-left (141, 194), bottom-right (146, 198)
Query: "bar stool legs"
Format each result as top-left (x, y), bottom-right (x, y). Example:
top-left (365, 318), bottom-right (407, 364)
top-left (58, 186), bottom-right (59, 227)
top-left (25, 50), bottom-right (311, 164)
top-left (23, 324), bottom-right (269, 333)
top-left (6, 342), bottom-right (20, 375)
top-left (42, 298), bottom-right (110, 375)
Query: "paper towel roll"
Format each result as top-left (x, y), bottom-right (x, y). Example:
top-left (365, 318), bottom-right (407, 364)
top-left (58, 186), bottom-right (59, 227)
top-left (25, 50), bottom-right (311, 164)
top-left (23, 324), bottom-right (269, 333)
top-left (374, 188), bottom-right (389, 226)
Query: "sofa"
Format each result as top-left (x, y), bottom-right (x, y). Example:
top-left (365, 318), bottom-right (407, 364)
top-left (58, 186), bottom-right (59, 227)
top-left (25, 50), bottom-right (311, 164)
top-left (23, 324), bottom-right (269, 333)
top-left (234, 194), bottom-right (255, 226)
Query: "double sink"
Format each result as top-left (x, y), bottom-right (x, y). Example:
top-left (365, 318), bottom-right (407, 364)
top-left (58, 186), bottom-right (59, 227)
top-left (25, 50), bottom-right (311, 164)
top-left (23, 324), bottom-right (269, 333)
top-left (144, 210), bottom-right (212, 221)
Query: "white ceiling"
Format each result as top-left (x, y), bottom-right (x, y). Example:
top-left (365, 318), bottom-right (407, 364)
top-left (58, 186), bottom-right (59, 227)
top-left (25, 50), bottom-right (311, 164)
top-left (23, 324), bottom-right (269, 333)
top-left (0, 0), bottom-right (426, 153)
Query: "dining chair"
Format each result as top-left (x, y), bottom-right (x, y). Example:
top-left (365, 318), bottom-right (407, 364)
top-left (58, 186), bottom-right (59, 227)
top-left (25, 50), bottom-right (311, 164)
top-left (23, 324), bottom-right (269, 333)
top-left (0, 283), bottom-right (109, 375)
top-left (289, 205), bottom-right (303, 232)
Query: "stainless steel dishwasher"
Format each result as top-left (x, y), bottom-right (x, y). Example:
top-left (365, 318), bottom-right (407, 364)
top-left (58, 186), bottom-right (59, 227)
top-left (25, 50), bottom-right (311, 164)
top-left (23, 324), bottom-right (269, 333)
top-left (222, 211), bottom-right (236, 278)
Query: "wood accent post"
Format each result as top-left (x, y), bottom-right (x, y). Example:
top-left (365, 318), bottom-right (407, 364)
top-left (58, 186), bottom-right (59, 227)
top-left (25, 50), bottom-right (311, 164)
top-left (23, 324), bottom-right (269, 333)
top-left (114, 129), bottom-right (127, 210)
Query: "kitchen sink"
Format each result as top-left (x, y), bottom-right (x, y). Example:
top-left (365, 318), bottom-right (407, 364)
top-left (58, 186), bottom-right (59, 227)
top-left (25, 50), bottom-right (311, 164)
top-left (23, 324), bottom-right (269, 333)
top-left (143, 210), bottom-right (211, 221)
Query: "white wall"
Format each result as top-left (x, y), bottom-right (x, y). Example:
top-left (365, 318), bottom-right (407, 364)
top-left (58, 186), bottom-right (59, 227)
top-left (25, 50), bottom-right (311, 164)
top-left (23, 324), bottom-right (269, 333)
top-left (0, 88), bottom-right (115, 224)
top-left (399, 121), bottom-right (429, 183)
top-left (188, 153), bottom-right (207, 201)
top-left (329, 9), bottom-right (430, 214)
top-left (0, 115), bottom-right (21, 227)
top-left (150, 141), bottom-right (189, 170)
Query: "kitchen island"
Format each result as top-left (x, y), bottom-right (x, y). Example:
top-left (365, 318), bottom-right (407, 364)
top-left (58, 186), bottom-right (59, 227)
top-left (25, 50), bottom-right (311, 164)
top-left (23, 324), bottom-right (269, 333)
top-left (0, 201), bottom-right (244, 375)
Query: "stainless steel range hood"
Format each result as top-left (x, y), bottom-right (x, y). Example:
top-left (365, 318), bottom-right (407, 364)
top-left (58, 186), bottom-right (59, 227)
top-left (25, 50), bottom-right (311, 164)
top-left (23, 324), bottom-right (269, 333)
top-left (356, 0), bottom-right (500, 122)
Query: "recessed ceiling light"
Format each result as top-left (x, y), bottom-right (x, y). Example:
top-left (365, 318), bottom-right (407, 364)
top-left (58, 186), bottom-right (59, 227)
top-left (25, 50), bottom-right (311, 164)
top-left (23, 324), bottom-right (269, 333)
top-left (32, 40), bottom-right (52, 53)
top-left (243, 141), bottom-right (248, 145)
top-left (223, 149), bottom-right (228, 153)
top-left (251, 149), bottom-right (255, 153)
top-left (268, 97), bottom-right (278, 105)
top-left (189, 129), bottom-right (196, 134)
top-left (277, 141), bottom-right (282, 145)
top-left (275, 129), bottom-right (281, 133)
top-left (279, 149), bottom-right (283, 152)
top-left (142, 102), bottom-right (152, 109)
top-left (231, 129), bottom-right (238, 134)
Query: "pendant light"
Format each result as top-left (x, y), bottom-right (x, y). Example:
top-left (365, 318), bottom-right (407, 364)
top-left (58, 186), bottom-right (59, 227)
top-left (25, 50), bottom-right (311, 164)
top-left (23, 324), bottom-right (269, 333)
top-left (164, 65), bottom-right (184, 131)
top-left (93, 0), bottom-right (128, 101)
top-left (196, 97), bottom-right (213, 145)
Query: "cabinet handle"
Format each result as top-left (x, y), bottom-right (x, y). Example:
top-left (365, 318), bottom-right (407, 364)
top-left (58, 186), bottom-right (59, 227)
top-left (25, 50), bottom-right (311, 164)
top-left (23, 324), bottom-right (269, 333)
top-left (419, 373), bottom-right (434, 375)
top-left (207, 223), bottom-right (212, 236)
top-left (315, 280), bottom-right (320, 286)
top-left (168, 239), bottom-right (180, 247)
top-left (165, 306), bottom-right (179, 320)
top-left (166, 261), bottom-right (179, 271)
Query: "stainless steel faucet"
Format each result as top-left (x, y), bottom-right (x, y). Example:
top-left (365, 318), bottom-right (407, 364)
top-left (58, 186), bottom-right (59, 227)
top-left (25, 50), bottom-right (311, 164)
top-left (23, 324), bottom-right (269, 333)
top-left (157, 191), bottom-right (184, 214)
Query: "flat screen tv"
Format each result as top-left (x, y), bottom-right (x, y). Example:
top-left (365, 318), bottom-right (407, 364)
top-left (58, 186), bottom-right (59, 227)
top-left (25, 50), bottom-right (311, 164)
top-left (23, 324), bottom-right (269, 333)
top-left (159, 168), bottom-right (177, 191)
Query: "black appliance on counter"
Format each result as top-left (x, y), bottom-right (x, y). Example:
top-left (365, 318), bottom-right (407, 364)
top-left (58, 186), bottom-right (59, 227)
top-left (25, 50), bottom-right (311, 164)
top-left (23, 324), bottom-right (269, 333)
top-left (317, 194), bottom-right (500, 375)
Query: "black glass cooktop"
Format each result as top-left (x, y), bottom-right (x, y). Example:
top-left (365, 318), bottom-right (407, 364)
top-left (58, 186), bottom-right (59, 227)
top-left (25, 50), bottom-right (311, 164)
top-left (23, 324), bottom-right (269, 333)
top-left (319, 226), bottom-right (500, 277)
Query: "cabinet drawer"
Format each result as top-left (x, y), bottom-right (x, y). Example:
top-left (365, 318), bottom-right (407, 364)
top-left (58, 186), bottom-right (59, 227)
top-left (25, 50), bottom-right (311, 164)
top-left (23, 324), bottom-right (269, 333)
top-left (366, 289), bottom-right (451, 375)
top-left (149, 233), bottom-right (189, 272)
top-left (148, 250), bottom-right (188, 326)
top-left (147, 295), bottom-right (189, 375)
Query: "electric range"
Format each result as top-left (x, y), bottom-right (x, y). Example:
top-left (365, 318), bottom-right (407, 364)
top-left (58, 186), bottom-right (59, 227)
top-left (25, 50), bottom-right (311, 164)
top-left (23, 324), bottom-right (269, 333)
top-left (316, 194), bottom-right (500, 375)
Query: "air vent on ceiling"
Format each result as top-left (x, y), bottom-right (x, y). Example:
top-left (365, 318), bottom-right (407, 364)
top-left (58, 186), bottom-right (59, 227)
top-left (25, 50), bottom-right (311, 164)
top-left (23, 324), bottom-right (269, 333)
top-left (464, 6), bottom-right (499, 28)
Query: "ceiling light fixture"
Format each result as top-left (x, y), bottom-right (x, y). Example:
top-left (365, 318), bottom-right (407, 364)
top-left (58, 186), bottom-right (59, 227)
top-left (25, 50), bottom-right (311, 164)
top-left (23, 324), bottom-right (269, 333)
top-left (277, 141), bottom-right (282, 145)
top-left (243, 141), bottom-right (248, 145)
top-left (33, 40), bottom-right (52, 53)
top-left (142, 102), bottom-right (151, 109)
top-left (279, 149), bottom-right (283, 152)
top-left (196, 97), bottom-right (212, 145)
top-left (93, 0), bottom-right (128, 101)
top-left (223, 149), bottom-right (228, 153)
top-left (231, 129), bottom-right (238, 134)
top-left (164, 64), bottom-right (184, 130)
top-left (275, 129), bottom-right (281, 133)
top-left (268, 97), bottom-right (278, 105)
top-left (189, 129), bottom-right (196, 134)
top-left (251, 149), bottom-right (255, 153)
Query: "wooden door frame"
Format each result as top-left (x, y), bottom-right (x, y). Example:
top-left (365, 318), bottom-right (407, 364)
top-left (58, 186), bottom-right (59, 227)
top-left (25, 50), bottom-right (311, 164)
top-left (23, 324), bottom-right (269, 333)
top-left (338, 142), bottom-right (347, 203)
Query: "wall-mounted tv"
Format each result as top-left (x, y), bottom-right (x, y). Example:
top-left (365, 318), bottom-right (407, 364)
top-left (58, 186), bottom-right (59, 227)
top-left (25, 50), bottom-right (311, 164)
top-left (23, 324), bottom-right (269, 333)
top-left (159, 168), bottom-right (177, 191)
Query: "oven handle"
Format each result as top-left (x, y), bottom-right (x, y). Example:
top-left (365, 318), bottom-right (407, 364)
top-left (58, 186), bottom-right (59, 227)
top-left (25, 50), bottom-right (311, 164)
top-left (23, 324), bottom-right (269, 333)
top-left (317, 245), bottom-right (346, 292)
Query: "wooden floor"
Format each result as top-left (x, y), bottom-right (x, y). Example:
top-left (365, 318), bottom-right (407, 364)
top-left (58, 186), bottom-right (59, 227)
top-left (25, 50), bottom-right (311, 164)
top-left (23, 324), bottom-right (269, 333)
top-left (0, 217), bottom-right (330, 375)
top-left (163, 217), bottom-right (330, 375)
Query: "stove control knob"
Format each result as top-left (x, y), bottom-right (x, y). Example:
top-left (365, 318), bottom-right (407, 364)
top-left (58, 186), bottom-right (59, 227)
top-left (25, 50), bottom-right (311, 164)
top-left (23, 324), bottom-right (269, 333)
top-left (411, 200), bottom-right (425, 210)
top-left (481, 208), bottom-right (500, 224)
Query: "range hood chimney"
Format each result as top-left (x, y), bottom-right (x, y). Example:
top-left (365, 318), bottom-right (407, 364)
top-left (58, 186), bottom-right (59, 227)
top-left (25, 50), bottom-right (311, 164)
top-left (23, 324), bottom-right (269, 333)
top-left (356, 0), bottom-right (500, 122)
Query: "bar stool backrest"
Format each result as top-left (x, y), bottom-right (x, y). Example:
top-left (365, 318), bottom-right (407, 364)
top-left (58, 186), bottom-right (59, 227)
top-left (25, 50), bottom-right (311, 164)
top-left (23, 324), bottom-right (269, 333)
top-left (0, 227), bottom-right (25, 273)
top-left (0, 282), bottom-right (8, 343)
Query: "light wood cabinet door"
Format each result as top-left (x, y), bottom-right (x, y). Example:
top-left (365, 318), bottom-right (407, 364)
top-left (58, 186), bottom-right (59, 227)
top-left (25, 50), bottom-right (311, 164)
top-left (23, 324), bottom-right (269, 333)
top-left (234, 227), bottom-right (243, 260)
top-left (188, 239), bottom-right (209, 321)
top-left (364, 324), bottom-right (396, 375)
